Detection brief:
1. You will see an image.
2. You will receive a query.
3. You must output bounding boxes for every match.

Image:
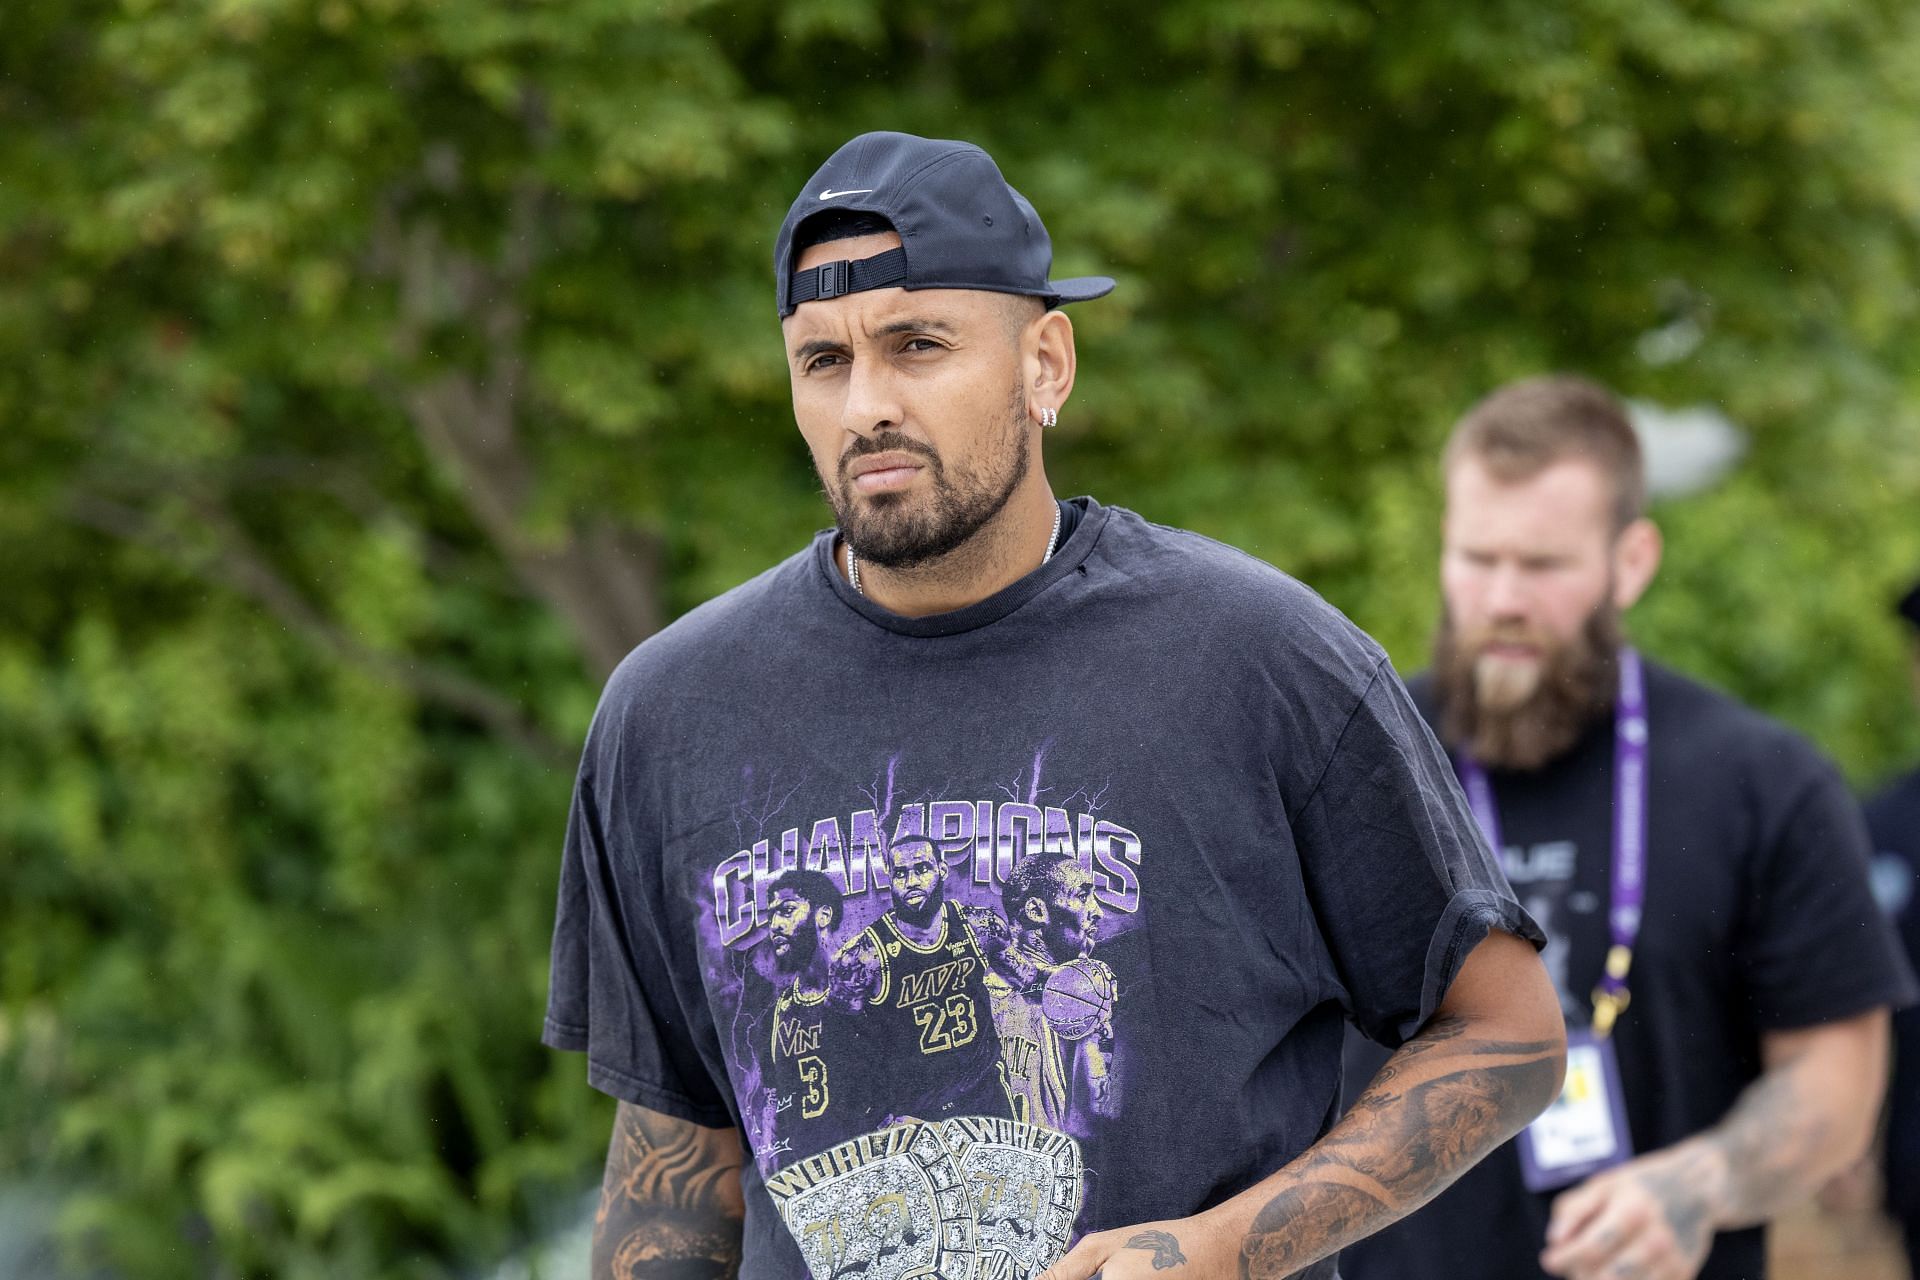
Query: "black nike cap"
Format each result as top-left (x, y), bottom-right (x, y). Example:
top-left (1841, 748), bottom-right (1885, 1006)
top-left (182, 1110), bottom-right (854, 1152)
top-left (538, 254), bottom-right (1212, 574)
top-left (773, 131), bottom-right (1116, 318)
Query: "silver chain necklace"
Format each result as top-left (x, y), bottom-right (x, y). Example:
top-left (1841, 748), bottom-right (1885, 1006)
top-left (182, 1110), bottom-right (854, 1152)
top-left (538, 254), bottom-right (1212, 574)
top-left (847, 502), bottom-right (1063, 598)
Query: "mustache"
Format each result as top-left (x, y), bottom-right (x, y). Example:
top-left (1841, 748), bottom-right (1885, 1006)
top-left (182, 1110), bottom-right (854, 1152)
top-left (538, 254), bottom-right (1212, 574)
top-left (838, 432), bottom-right (941, 481)
top-left (1461, 621), bottom-right (1552, 651)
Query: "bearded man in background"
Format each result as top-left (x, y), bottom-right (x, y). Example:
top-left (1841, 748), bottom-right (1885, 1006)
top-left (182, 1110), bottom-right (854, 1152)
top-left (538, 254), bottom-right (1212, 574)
top-left (1341, 374), bottom-right (1914, 1280)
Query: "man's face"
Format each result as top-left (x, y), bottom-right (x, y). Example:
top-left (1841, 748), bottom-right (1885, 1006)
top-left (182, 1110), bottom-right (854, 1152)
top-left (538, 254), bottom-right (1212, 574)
top-left (766, 890), bottom-right (822, 971)
top-left (782, 231), bottom-right (1036, 569)
top-left (887, 843), bottom-right (944, 924)
top-left (1440, 456), bottom-right (1620, 713)
top-left (1039, 864), bottom-right (1104, 961)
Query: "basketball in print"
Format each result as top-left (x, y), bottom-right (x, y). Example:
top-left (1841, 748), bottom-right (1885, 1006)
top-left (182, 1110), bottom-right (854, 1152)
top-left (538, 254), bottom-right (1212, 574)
top-left (1040, 959), bottom-right (1116, 1040)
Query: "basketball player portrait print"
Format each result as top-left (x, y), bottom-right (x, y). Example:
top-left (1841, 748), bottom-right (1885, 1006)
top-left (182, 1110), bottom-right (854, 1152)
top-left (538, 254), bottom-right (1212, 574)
top-left (761, 869), bottom-right (881, 1156)
top-left (831, 832), bottom-right (1021, 1125)
top-left (988, 851), bottom-right (1123, 1129)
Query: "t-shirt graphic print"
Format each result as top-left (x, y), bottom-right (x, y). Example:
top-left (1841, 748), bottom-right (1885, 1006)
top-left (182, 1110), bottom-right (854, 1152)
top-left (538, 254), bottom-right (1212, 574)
top-left (700, 754), bottom-right (1134, 1280)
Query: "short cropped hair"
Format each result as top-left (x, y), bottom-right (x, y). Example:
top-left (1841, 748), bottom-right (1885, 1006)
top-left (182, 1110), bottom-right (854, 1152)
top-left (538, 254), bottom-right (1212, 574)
top-left (766, 867), bottom-right (843, 932)
top-left (1443, 375), bottom-right (1647, 532)
top-left (792, 208), bottom-right (898, 257)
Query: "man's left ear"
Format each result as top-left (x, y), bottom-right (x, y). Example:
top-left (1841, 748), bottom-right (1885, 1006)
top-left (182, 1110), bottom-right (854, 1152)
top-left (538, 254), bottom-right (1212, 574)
top-left (1612, 517), bottom-right (1663, 611)
top-left (1026, 309), bottom-right (1077, 425)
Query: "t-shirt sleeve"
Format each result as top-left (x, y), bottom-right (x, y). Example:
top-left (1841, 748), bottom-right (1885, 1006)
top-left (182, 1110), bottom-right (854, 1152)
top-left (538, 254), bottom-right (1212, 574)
top-left (542, 722), bottom-right (735, 1128)
top-left (1736, 758), bottom-right (1919, 1029)
top-left (1293, 659), bottom-right (1546, 1048)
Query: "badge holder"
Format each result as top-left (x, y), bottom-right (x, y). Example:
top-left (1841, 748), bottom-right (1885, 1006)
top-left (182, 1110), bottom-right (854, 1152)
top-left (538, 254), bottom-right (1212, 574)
top-left (1516, 948), bottom-right (1635, 1193)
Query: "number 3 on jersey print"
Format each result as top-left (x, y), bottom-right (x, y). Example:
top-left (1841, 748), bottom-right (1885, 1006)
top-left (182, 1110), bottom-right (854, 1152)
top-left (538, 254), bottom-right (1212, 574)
top-left (798, 1055), bottom-right (828, 1118)
top-left (913, 994), bottom-right (979, 1055)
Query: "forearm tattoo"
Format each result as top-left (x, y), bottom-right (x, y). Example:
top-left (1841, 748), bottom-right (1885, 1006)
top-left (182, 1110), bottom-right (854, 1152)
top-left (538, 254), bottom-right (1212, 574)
top-left (1701, 1048), bottom-right (1835, 1230)
top-left (1238, 1014), bottom-right (1562, 1279)
top-left (592, 1102), bottom-right (747, 1280)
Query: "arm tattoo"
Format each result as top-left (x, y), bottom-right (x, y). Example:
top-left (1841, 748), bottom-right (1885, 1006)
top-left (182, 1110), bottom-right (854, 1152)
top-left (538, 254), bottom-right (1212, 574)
top-left (1124, 1228), bottom-right (1189, 1268)
top-left (592, 1102), bottom-right (747, 1280)
top-left (1699, 1047), bottom-right (1835, 1229)
top-left (1238, 1014), bottom-right (1561, 1279)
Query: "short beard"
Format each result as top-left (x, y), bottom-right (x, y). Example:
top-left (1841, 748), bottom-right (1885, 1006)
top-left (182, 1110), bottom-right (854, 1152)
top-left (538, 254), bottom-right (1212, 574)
top-left (1434, 601), bottom-right (1623, 771)
top-left (771, 929), bottom-right (817, 977)
top-left (891, 884), bottom-right (942, 930)
top-left (826, 382), bottom-right (1029, 570)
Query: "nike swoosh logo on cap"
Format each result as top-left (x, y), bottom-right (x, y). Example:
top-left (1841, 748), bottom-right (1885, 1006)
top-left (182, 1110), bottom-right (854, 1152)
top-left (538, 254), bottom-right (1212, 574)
top-left (818, 188), bottom-right (874, 200)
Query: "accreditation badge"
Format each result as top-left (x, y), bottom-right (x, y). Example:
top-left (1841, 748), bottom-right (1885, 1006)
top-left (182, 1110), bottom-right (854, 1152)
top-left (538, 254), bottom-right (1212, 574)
top-left (1516, 1028), bottom-right (1633, 1193)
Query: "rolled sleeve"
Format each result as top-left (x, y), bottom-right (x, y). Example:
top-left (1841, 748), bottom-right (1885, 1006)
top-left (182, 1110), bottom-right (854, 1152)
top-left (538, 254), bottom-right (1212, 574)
top-left (1294, 661), bottom-right (1544, 1047)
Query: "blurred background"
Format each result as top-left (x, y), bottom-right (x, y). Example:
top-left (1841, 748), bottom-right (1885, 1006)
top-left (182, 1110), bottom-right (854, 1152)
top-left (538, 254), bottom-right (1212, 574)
top-left (3, 2), bottom-right (1919, 1277)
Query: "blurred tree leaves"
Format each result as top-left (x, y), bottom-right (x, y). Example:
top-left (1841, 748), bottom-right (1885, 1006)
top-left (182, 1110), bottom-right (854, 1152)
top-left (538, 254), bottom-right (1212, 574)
top-left (3, 0), bottom-right (1919, 1275)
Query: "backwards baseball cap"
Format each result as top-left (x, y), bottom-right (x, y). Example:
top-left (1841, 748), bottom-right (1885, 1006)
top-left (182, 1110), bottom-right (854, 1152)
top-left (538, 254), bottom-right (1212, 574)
top-left (774, 131), bottom-right (1115, 318)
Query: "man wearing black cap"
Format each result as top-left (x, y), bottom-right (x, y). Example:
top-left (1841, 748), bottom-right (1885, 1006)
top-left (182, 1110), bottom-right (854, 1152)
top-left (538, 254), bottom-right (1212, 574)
top-left (1871, 579), bottom-right (1920, 1275)
top-left (543, 131), bottom-right (1566, 1280)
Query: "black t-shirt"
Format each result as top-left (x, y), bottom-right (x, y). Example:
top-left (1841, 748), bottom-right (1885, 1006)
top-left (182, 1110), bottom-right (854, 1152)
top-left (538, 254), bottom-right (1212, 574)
top-left (1341, 663), bottom-right (1916, 1280)
top-left (543, 497), bottom-right (1541, 1280)
top-left (1867, 769), bottom-right (1920, 1218)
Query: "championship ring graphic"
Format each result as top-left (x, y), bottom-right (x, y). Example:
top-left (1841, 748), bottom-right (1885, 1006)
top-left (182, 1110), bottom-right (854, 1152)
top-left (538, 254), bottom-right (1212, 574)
top-left (765, 1119), bottom-right (977, 1280)
top-left (942, 1116), bottom-right (1084, 1280)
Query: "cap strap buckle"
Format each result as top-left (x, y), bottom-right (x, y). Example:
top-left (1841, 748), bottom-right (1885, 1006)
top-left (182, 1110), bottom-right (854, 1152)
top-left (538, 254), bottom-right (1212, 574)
top-left (814, 259), bottom-right (850, 300)
top-left (787, 247), bottom-right (911, 309)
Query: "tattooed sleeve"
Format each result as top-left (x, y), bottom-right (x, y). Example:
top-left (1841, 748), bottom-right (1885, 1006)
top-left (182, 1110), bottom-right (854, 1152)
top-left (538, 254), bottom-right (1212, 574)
top-left (1700, 1024), bottom-right (1874, 1230)
top-left (1237, 1013), bottom-right (1563, 1279)
top-left (592, 1102), bottom-right (748, 1280)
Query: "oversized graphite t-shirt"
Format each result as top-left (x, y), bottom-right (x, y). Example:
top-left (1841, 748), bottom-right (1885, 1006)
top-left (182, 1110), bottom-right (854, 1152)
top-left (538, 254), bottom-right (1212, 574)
top-left (543, 497), bottom-right (1542, 1280)
top-left (1866, 769), bottom-right (1920, 1221)
top-left (1340, 663), bottom-right (1917, 1280)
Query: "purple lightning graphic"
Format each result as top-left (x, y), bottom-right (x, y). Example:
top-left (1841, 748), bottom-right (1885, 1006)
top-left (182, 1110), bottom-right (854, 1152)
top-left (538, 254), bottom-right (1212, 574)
top-left (718, 763), bottom-right (810, 1162)
top-left (857, 753), bottom-right (902, 826)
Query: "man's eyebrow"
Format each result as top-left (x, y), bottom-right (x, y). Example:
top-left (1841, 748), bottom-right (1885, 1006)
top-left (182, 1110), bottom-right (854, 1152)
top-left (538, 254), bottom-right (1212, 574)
top-left (790, 317), bottom-right (960, 364)
top-left (792, 337), bottom-right (846, 364)
top-left (872, 317), bottom-right (959, 339)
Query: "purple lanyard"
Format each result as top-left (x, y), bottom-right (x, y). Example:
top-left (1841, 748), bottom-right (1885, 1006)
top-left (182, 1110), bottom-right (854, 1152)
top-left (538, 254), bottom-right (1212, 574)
top-left (1456, 648), bottom-right (1649, 1036)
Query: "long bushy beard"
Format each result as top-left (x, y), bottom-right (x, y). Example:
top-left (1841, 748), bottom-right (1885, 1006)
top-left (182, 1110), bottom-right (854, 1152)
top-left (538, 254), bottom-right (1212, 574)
top-left (1434, 601), bottom-right (1623, 771)
top-left (827, 382), bottom-right (1029, 569)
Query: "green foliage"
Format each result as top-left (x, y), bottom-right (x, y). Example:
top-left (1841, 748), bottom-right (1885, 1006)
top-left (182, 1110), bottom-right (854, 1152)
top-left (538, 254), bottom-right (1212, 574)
top-left (2, 0), bottom-right (1918, 1275)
